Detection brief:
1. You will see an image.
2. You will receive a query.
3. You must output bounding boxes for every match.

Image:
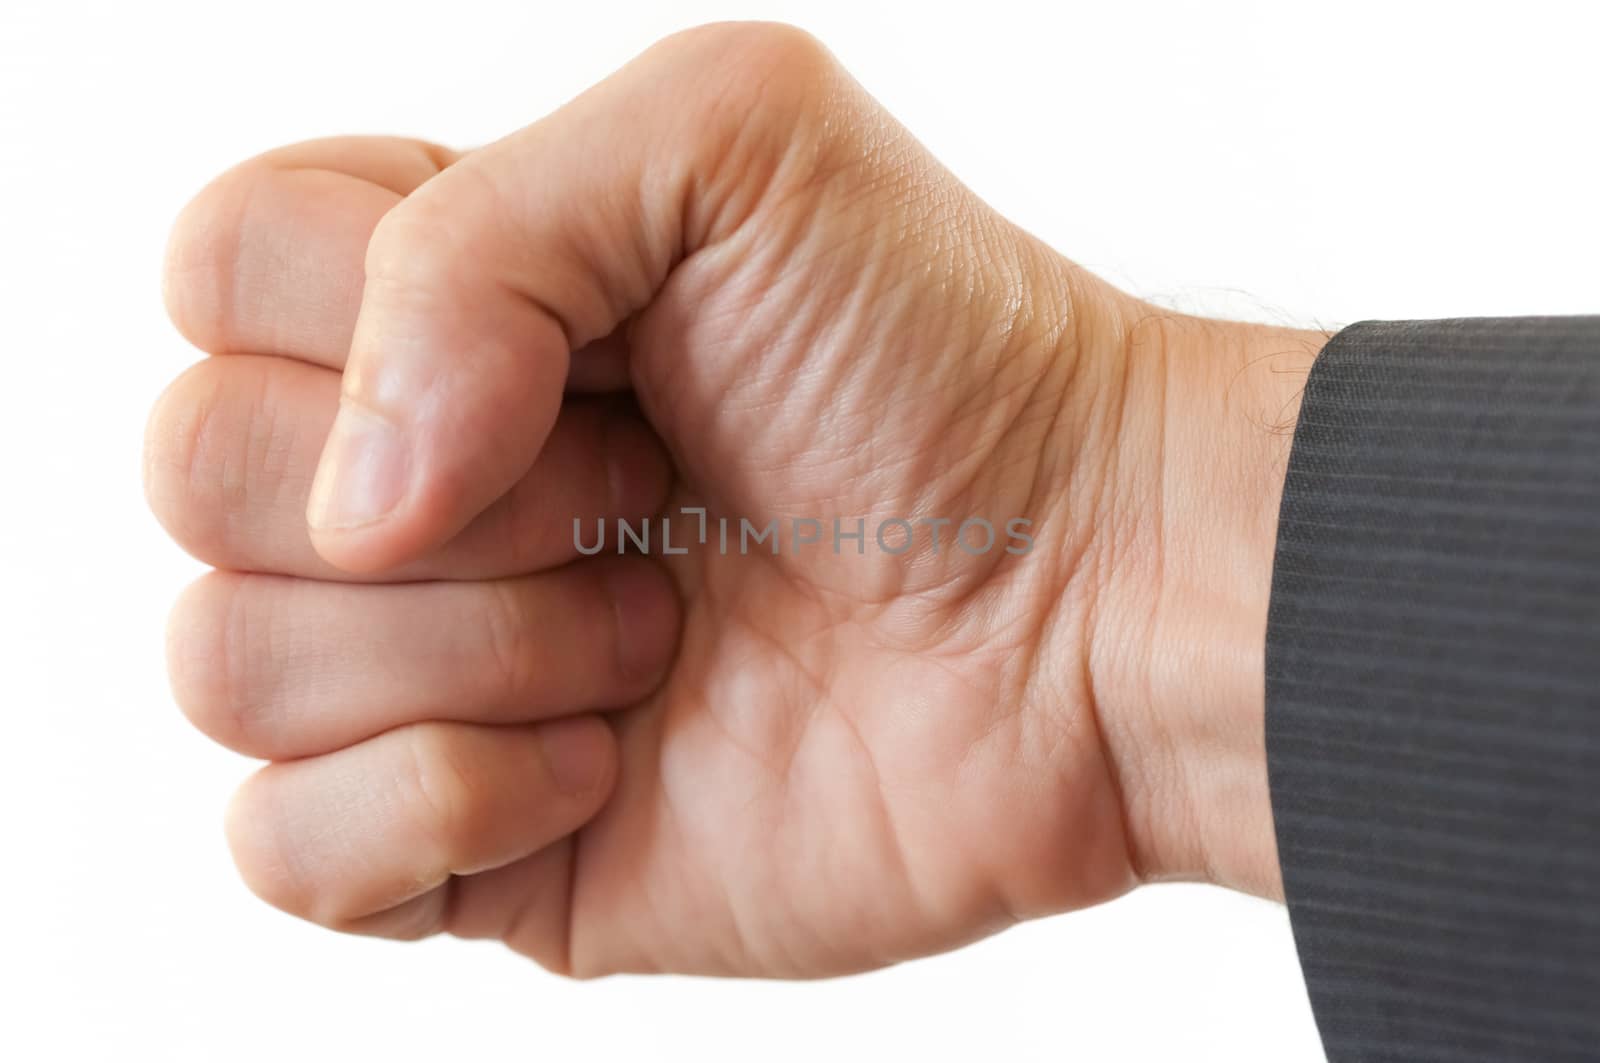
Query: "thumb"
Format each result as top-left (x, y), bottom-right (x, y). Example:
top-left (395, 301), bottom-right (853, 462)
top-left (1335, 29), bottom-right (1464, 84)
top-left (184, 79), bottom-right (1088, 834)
top-left (305, 23), bottom-right (837, 571)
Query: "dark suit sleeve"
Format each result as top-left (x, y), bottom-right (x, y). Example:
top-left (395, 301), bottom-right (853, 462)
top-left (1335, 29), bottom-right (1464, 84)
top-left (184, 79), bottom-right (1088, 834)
top-left (1266, 318), bottom-right (1600, 1062)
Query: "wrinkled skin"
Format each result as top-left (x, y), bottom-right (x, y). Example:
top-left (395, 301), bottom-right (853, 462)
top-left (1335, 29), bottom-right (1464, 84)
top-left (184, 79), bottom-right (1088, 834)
top-left (147, 22), bottom-right (1320, 978)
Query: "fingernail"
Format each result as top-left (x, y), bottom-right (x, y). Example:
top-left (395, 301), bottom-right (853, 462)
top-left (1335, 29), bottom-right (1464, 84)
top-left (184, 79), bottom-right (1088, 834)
top-left (307, 402), bottom-right (409, 530)
top-left (540, 718), bottom-right (611, 796)
top-left (602, 562), bottom-right (680, 683)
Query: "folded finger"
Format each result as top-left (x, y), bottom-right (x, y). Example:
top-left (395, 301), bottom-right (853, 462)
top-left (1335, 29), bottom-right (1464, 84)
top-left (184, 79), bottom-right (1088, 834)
top-left (169, 561), bottom-right (679, 759)
top-left (163, 135), bottom-right (635, 390)
top-left (143, 355), bottom-right (671, 581)
top-left (225, 717), bottom-right (615, 939)
top-left (163, 136), bottom-right (456, 368)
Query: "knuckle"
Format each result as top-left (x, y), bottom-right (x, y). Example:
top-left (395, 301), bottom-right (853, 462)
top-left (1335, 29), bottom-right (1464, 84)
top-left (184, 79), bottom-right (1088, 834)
top-left (142, 358), bottom-right (292, 568)
top-left (360, 201), bottom-right (424, 286)
top-left (733, 21), bottom-right (836, 93)
top-left (361, 189), bottom-right (477, 297)
top-left (162, 166), bottom-right (258, 352)
top-left (716, 22), bottom-right (840, 135)
top-left (165, 573), bottom-right (234, 734)
top-left (142, 361), bottom-right (234, 561)
top-left (480, 582), bottom-right (536, 707)
top-left (650, 23), bottom-right (860, 243)
top-left (165, 572), bottom-right (271, 751)
top-left (223, 772), bottom-right (315, 919)
top-left (400, 724), bottom-right (494, 869)
top-left (668, 21), bottom-right (835, 109)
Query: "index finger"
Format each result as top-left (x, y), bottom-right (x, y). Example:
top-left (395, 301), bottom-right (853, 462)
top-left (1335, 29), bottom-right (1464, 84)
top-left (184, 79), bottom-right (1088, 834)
top-left (163, 136), bottom-right (460, 367)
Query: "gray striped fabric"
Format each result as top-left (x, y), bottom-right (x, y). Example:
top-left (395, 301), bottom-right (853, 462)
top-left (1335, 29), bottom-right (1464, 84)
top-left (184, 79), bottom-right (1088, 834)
top-left (1267, 318), bottom-right (1600, 1061)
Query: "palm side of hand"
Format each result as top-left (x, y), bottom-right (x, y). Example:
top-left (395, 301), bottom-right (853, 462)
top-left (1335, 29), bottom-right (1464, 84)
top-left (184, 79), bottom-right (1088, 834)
top-left (150, 23), bottom-right (1161, 980)
top-left (548, 123), bottom-right (1142, 972)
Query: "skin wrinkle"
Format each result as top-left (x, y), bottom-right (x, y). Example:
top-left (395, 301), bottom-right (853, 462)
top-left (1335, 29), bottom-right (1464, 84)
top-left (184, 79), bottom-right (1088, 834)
top-left (416, 150), bottom-right (606, 348)
top-left (940, 244), bottom-right (1092, 556)
top-left (917, 295), bottom-right (1098, 667)
top-left (709, 591), bottom-right (838, 771)
top-left (483, 578), bottom-right (541, 711)
top-left (1068, 308), bottom-right (1150, 885)
top-left (1144, 371), bottom-right (1215, 887)
top-left (790, 225), bottom-right (1062, 605)
top-left (673, 36), bottom-right (832, 254)
top-left (280, 140), bottom-right (453, 196)
top-left (161, 368), bottom-right (232, 557)
top-left (1135, 311), bottom-right (1181, 883)
top-left (400, 726), bottom-right (472, 885)
top-left (732, 719), bottom-right (865, 977)
top-left (656, 514), bottom-right (1003, 973)
top-left (217, 572), bottom-right (258, 748)
top-left (803, 701), bottom-right (927, 971)
top-left (870, 596), bottom-right (1061, 925)
top-left (256, 577), bottom-right (314, 746)
top-left (255, 378), bottom-right (306, 531)
top-left (636, 104), bottom-right (960, 521)
top-left (185, 168), bottom-right (258, 356)
top-left (226, 173), bottom-right (278, 355)
top-left (238, 175), bottom-right (363, 356)
top-left (640, 709), bottom-right (733, 975)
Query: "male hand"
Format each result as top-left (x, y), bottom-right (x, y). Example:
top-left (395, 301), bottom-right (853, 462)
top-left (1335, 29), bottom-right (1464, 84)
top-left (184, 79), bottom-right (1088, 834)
top-left (147, 22), bottom-right (1321, 977)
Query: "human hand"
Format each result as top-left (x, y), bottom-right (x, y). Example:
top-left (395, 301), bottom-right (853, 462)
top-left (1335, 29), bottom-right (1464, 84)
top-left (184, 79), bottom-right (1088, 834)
top-left (147, 22), bottom-right (1323, 977)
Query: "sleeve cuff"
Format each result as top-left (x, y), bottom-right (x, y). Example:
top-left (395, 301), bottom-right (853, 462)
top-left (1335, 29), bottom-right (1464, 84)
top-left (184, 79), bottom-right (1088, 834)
top-left (1266, 317), bottom-right (1600, 1060)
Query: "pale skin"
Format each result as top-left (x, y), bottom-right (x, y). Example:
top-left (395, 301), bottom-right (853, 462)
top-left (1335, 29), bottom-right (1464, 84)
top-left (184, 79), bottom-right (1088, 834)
top-left (146, 22), bottom-right (1326, 977)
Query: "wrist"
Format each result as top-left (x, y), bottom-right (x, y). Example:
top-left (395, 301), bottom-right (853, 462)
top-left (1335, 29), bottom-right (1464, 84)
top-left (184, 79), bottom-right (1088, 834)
top-left (1086, 303), bottom-right (1327, 900)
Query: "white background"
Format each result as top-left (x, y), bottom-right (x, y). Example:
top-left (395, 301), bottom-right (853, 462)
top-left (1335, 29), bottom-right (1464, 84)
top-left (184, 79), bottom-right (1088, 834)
top-left (2, 1), bottom-right (1595, 1060)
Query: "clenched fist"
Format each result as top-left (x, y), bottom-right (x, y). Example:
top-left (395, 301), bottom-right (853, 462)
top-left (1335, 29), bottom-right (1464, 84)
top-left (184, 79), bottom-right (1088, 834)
top-left (146, 22), bottom-right (1322, 978)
